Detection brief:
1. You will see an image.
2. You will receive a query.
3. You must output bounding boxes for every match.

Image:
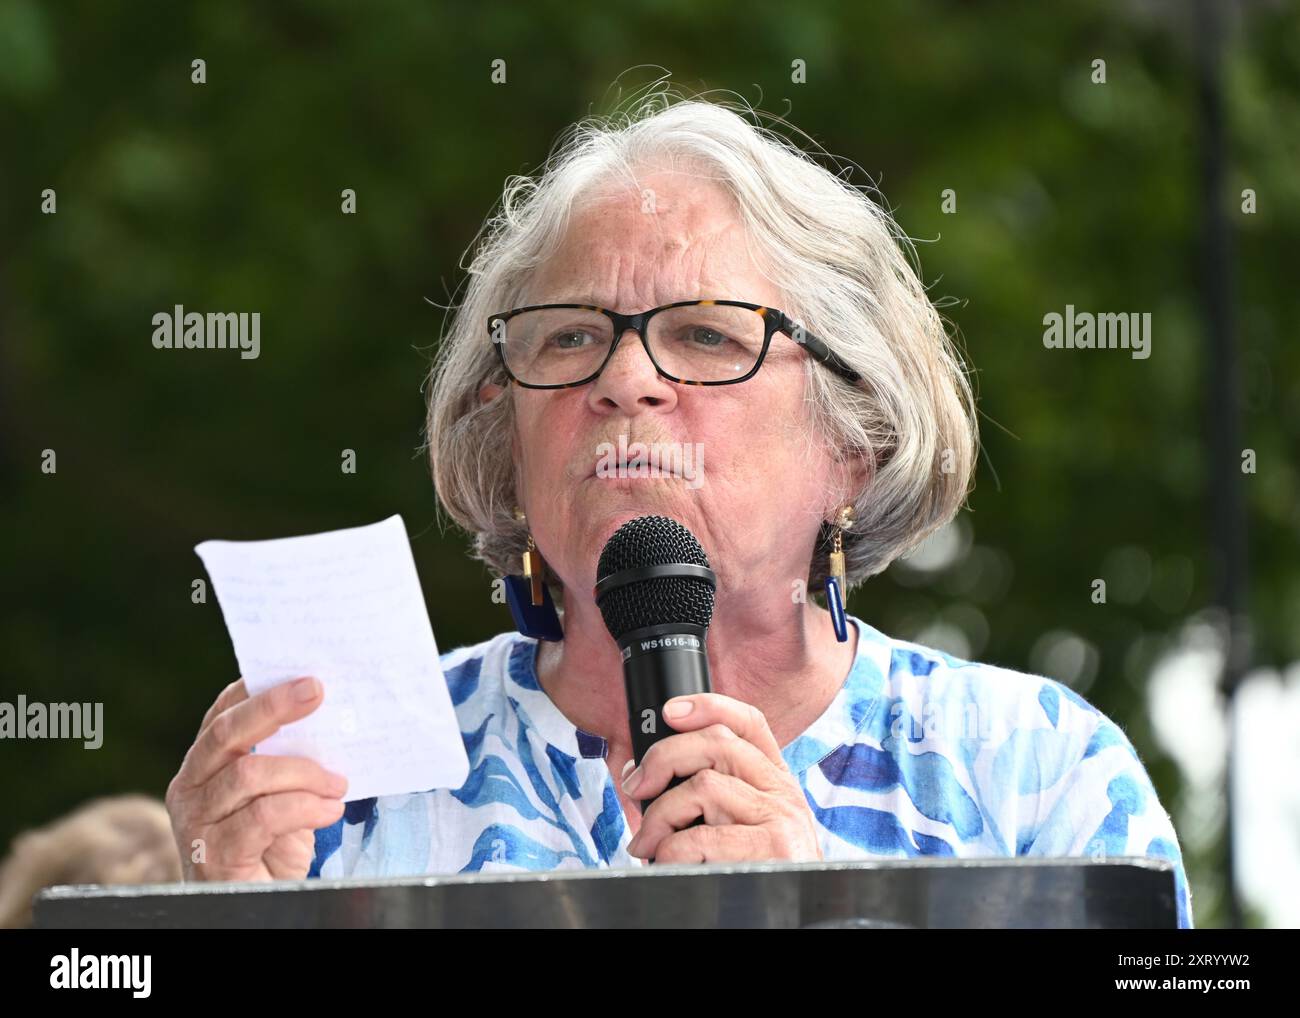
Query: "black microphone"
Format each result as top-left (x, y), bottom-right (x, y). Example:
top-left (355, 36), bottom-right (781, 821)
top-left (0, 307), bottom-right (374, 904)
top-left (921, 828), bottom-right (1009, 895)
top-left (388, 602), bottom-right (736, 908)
top-left (594, 515), bottom-right (715, 836)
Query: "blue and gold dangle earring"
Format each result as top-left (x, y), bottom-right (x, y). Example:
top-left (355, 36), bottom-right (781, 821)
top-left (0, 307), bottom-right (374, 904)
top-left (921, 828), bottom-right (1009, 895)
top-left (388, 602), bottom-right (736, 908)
top-left (504, 506), bottom-right (564, 642)
top-left (825, 504), bottom-right (854, 642)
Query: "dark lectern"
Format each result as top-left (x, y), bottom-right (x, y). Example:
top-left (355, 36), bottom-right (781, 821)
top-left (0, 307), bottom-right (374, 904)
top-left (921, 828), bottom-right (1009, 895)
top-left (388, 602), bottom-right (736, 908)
top-left (33, 857), bottom-right (1180, 929)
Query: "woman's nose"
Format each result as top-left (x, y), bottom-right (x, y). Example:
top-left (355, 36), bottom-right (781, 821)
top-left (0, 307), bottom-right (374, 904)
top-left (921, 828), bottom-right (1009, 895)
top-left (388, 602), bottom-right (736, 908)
top-left (587, 327), bottom-right (678, 414)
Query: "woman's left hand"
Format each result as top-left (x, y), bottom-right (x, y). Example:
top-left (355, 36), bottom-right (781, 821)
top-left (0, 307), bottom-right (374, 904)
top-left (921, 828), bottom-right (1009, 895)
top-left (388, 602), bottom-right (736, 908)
top-left (624, 692), bottom-right (823, 864)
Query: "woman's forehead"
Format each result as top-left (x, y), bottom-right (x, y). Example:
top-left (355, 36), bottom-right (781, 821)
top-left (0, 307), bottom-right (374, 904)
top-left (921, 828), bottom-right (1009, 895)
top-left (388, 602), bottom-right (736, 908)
top-left (524, 215), bottom-right (769, 307)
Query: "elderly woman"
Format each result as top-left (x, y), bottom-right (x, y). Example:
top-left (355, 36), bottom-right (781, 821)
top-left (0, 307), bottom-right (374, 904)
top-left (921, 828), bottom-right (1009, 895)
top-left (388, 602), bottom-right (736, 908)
top-left (166, 94), bottom-right (1193, 928)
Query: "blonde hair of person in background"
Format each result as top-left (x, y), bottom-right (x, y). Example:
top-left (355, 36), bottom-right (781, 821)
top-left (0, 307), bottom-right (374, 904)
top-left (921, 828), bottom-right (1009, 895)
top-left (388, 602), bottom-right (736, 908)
top-left (0, 794), bottom-right (183, 928)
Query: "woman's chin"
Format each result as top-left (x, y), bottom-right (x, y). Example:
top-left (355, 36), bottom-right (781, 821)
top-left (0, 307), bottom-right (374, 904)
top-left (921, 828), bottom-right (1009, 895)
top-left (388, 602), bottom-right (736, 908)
top-left (579, 472), bottom-right (690, 504)
top-left (576, 491), bottom-right (697, 548)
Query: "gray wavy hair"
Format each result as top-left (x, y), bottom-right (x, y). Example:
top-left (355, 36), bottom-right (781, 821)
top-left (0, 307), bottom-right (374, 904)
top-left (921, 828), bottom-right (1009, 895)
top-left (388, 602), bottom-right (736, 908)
top-left (423, 86), bottom-right (977, 612)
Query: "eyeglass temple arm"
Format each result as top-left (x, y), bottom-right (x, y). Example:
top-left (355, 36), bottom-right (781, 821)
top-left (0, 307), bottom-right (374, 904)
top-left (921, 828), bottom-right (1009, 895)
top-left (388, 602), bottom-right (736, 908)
top-left (777, 312), bottom-right (862, 383)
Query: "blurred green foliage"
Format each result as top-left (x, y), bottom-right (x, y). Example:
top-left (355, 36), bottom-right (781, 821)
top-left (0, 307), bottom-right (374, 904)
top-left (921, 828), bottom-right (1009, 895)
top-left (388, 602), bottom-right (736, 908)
top-left (1, 0), bottom-right (1295, 928)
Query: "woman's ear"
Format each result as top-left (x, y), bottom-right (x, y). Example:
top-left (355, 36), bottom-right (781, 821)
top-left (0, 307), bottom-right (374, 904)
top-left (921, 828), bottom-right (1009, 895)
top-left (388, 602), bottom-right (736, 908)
top-left (479, 381), bottom-right (505, 404)
top-left (848, 450), bottom-right (871, 497)
top-left (830, 450), bottom-right (871, 516)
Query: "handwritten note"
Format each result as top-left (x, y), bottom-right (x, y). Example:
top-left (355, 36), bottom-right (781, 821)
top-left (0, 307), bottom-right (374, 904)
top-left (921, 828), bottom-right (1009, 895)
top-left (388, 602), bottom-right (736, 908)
top-left (195, 514), bottom-right (469, 801)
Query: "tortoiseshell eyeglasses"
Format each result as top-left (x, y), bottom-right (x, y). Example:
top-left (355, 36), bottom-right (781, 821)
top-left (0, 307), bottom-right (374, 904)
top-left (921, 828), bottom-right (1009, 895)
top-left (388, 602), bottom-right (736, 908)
top-left (486, 299), bottom-right (861, 389)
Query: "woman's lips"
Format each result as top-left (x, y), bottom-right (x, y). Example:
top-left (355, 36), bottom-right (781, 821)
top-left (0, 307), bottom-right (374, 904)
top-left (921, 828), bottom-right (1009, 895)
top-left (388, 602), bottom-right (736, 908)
top-left (587, 465), bottom-right (681, 479)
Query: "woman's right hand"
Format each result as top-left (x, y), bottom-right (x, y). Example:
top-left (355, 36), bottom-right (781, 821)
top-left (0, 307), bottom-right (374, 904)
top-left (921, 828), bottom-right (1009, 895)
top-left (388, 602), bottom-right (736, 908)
top-left (165, 675), bottom-right (349, 882)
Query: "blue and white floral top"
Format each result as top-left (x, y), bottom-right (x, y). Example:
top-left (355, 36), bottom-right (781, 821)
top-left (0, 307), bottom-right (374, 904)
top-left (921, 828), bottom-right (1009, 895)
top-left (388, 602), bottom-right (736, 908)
top-left (309, 612), bottom-right (1193, 928)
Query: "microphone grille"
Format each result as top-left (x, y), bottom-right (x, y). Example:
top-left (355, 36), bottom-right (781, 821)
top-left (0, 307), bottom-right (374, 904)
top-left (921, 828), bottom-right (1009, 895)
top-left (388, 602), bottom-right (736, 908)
top-left (595, 515), bottom-right (715, 639)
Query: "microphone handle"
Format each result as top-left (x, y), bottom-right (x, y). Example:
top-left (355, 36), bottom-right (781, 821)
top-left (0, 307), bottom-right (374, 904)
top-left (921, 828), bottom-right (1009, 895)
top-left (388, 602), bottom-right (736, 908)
top-left (621, 634), bottom-right (711, 829)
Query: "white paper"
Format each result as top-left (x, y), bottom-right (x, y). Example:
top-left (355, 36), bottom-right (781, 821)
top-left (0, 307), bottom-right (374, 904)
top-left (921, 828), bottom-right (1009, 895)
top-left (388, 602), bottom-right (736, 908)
top-left (195, 514), bottom-right (469, 801)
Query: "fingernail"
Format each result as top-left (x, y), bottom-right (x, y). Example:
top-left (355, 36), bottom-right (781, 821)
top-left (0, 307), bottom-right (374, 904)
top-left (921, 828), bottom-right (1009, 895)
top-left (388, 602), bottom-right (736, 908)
top-left (621, 759), bottom-right (636, 780)
top-left (293, 677), bottom-right (319, 702)
top-left (663, 698), bottom-right (693, 719)
top-left (622, 766), bottom-right (643, 794)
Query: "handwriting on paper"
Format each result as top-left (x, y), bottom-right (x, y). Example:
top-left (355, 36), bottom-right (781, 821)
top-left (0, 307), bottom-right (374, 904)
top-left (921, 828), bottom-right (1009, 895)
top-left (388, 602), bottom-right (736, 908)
top-left (195, 515), bottom-right (469, 801)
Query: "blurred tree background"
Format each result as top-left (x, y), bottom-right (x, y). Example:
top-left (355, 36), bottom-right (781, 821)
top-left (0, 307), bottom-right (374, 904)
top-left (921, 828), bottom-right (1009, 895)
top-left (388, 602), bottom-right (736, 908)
top-left (1, 0), bottom-right (1295, 927)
